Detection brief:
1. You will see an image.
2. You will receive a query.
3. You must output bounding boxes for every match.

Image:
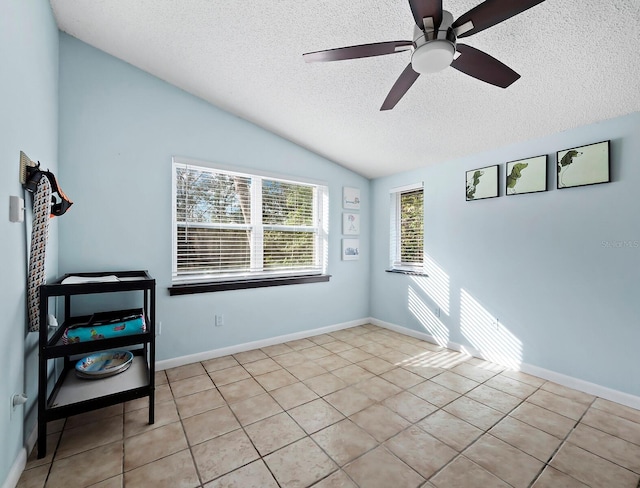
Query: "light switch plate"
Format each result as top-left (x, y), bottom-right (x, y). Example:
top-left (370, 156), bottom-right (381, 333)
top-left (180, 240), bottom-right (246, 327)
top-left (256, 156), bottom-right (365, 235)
top-left (9, 196), bottom-right (24, 223)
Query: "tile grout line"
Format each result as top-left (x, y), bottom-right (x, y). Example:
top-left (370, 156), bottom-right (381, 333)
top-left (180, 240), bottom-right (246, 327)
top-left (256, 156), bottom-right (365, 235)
top-left (259, 340), bottom-right (361, 487)
top-left (298, 331), bottom-right (433, 487)
top-left (224, 359), bottom-right (285, 488)
top-left (553, 397), bottom-right (640, 482)
top-left (256, 336), bottom-right (485, 486)
top-left (40, 418), bottom-right (66, 488)
top-left (186, 362), bottom-right (275, 487)
top-left (206, 337), bottom-right (376, 486)
top-left (412, 360), bottom-right (606, 485)
top-left (215, 336), bottom-right (411, 486)
top-left (280, 332), bottom-right (519, 486)
top-left (525, 395), bottom-right (598, 488)
top-left (121, 371), bottom-right (206, 487)
top-left (409, 362), bottom-right (535, 485)
top-left (175, 379), bottom-right (207, 488)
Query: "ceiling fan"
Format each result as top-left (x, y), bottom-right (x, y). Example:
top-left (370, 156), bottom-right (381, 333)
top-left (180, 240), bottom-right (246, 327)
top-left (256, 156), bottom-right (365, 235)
top-left (303, 0), bottom-right (547, 110)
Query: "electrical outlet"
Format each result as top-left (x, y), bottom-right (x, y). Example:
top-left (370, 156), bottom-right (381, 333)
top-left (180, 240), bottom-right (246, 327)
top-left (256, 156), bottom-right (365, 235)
top-left (215, 315), bottom-right (224, 327)
top-left (10, 394), bottom-right (27, 420)
top-left (157, 321), bottom-right (162, 336)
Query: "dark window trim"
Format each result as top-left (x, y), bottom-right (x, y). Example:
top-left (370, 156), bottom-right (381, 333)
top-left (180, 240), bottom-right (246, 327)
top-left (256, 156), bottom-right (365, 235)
top-left (385, 268), bottom-right (429, 277)
top-left (169, 274), bottom-right (331, 296)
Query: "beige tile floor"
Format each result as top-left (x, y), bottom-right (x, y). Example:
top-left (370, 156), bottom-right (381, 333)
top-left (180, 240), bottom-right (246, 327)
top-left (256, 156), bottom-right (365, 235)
top-left (18, 324), bottom-right (640, 488)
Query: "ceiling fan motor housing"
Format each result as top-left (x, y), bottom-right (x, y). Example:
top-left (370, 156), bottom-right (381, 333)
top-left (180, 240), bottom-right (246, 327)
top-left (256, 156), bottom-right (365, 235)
top-left (411, 10), bottom-right (456, 74)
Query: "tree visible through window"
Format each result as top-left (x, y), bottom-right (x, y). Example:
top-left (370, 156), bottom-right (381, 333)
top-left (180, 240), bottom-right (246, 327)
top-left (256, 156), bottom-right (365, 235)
top-left (400, 190), bottom-right (424, 264)
top-left (390, 185), bottom-right (424, 271)
top-left (173, 161), bottom-right (327, 283)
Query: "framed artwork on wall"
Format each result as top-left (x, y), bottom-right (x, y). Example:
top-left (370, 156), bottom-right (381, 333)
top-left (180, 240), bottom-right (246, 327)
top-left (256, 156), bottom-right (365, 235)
top-left (343, 213), bottom-right (360, 235)
top-left (342, 239), bottom-right (359, 260)
top-left (506, 155), bottom-right (547, 195)
top-left (557, 140), bottom-right (610, 189)
top-left (343, 187), bottom-right (361, 209)
top-left (466, 165), bottom-right (498, 201)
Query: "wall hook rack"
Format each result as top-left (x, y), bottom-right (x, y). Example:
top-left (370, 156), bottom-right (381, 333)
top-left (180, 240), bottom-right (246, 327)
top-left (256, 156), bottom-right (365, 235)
top-left (19, 151), bottom-right (38, 185)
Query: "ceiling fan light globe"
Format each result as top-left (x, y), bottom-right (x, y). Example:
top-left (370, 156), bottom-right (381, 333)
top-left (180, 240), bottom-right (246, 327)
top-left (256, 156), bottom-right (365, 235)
top-left (411, 40), bottom-right (455, 74)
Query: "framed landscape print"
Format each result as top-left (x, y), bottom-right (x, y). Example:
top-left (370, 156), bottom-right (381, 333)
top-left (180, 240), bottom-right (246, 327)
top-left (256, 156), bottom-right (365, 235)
top-left (557, 141), bottom-right (610, 189)
top-left (343, 187), bottom-right (361, 209)
top-left (343, 212), bottom-right (360, 235)
top-left (342, 239), bottom-right (359, 260)
top-left (506, 155), bottom-right (547, 195)
top-left (466, 165), bottom-right (498, 201)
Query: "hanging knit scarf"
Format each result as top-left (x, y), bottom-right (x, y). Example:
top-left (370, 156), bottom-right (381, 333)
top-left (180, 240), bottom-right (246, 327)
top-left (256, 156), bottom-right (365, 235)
top-left (27, 176), bottom-right (52, 332)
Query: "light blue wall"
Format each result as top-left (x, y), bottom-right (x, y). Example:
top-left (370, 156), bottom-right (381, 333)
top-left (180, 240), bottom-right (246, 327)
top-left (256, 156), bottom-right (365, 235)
top-left (0, 0), bottom-right (59, 485)
top-left (371, 112), bottom-right (640, 397)
top-left (57, 34), bottom-right (370, 361)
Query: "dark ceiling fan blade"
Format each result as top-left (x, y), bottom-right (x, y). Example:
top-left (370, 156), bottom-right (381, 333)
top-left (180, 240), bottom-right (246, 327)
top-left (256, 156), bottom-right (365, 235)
top-left (451, 44), bottom-right (520, 88)
top-left (303, 41), bottom-right (413, 63)
top-left (380, 63), bottom-right (420, 111)
top-left (452, 0), bottom-right (546, 38)
top-left (408, 0), bottom-right (443, 30)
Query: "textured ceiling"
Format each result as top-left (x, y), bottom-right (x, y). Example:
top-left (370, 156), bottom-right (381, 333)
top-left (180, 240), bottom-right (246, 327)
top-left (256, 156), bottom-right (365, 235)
top-left (50, 0), bottom-right (640, 178)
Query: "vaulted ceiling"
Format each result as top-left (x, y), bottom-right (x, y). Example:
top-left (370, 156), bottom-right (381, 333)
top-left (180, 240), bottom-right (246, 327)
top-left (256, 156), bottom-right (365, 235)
top-left (51, 1), bottom-right (640, 178)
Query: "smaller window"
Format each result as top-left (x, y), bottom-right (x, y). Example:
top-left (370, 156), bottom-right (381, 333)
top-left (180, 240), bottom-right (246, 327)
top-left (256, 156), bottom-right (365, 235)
top-left (390, 183), bottom-right (424, 272)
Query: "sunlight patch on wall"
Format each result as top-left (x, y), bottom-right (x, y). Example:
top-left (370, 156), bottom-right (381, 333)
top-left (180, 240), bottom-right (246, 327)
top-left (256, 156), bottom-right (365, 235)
top-left (408, 285), bottom-right (449, 347)
top-left (411, 254), bottom-right (450, 314)
top-left (460, 289), bottom-right (523, 370)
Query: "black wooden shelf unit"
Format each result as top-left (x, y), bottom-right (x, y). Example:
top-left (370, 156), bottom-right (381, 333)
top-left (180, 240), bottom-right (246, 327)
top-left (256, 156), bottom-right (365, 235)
top-left (37, 270), bottom-right (156, 458)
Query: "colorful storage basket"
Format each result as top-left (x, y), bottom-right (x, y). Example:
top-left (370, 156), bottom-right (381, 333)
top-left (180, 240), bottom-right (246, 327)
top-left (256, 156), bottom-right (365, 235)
top-left (62, 310), bottom-right (146, 344)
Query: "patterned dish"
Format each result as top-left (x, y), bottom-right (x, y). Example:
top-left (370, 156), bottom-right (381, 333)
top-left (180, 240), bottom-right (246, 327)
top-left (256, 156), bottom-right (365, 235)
top-left (75, 350), bottom-right (134, 379)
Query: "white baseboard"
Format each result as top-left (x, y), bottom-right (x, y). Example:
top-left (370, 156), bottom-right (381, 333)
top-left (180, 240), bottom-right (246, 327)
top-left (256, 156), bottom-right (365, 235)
top-left (519, 363), bottom-right (640, 410)
top-left (156, 317), bottom-right (370, 371)
top-left (2, 449), bottom-right (26, 488)
top-left (2, 423), bottom-right (38, 488)
top-left (370, 318), bottom-right (640, 411)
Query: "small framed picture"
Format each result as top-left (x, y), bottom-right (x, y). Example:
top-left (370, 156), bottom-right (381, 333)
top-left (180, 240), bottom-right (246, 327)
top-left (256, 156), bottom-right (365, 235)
top-left (506, 155), bottom-right (547, 195)
top-left (342, 239), bottom-right (360, 261)
top-left (343, 213), bottom-right (360, 235)
top-left (557, 141), bottom-right (610, 189)
top-left (466, 165), bottom-right (498, 201)
top-left (343, 187), bottom-right (361, 210)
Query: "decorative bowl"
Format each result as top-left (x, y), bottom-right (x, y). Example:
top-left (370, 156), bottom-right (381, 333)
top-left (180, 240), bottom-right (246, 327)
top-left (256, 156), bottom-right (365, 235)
top-left (75, 350), bottom-right (134, 379)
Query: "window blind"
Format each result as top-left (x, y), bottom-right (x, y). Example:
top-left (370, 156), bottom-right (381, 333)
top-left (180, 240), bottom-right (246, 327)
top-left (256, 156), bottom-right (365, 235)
top-left (399, 189), bottom-right (424, 264)
top-left (173, 162), bottom-right (326, 283)
top-left (389, 184), bottom-right (424, 270)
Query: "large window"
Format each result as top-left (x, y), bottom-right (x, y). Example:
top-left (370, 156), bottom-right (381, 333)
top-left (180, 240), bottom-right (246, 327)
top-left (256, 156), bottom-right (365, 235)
top-left (390, 183), bottom-right (424, 272)
top-left (172, 159), bottom-right (328, 288)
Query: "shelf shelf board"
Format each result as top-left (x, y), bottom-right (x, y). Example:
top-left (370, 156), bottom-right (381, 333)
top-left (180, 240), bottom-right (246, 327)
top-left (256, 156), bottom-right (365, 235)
top-left (49, 357), bottom-right (149, 408)
top-left (41, 270), bottom-right (155, 296)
